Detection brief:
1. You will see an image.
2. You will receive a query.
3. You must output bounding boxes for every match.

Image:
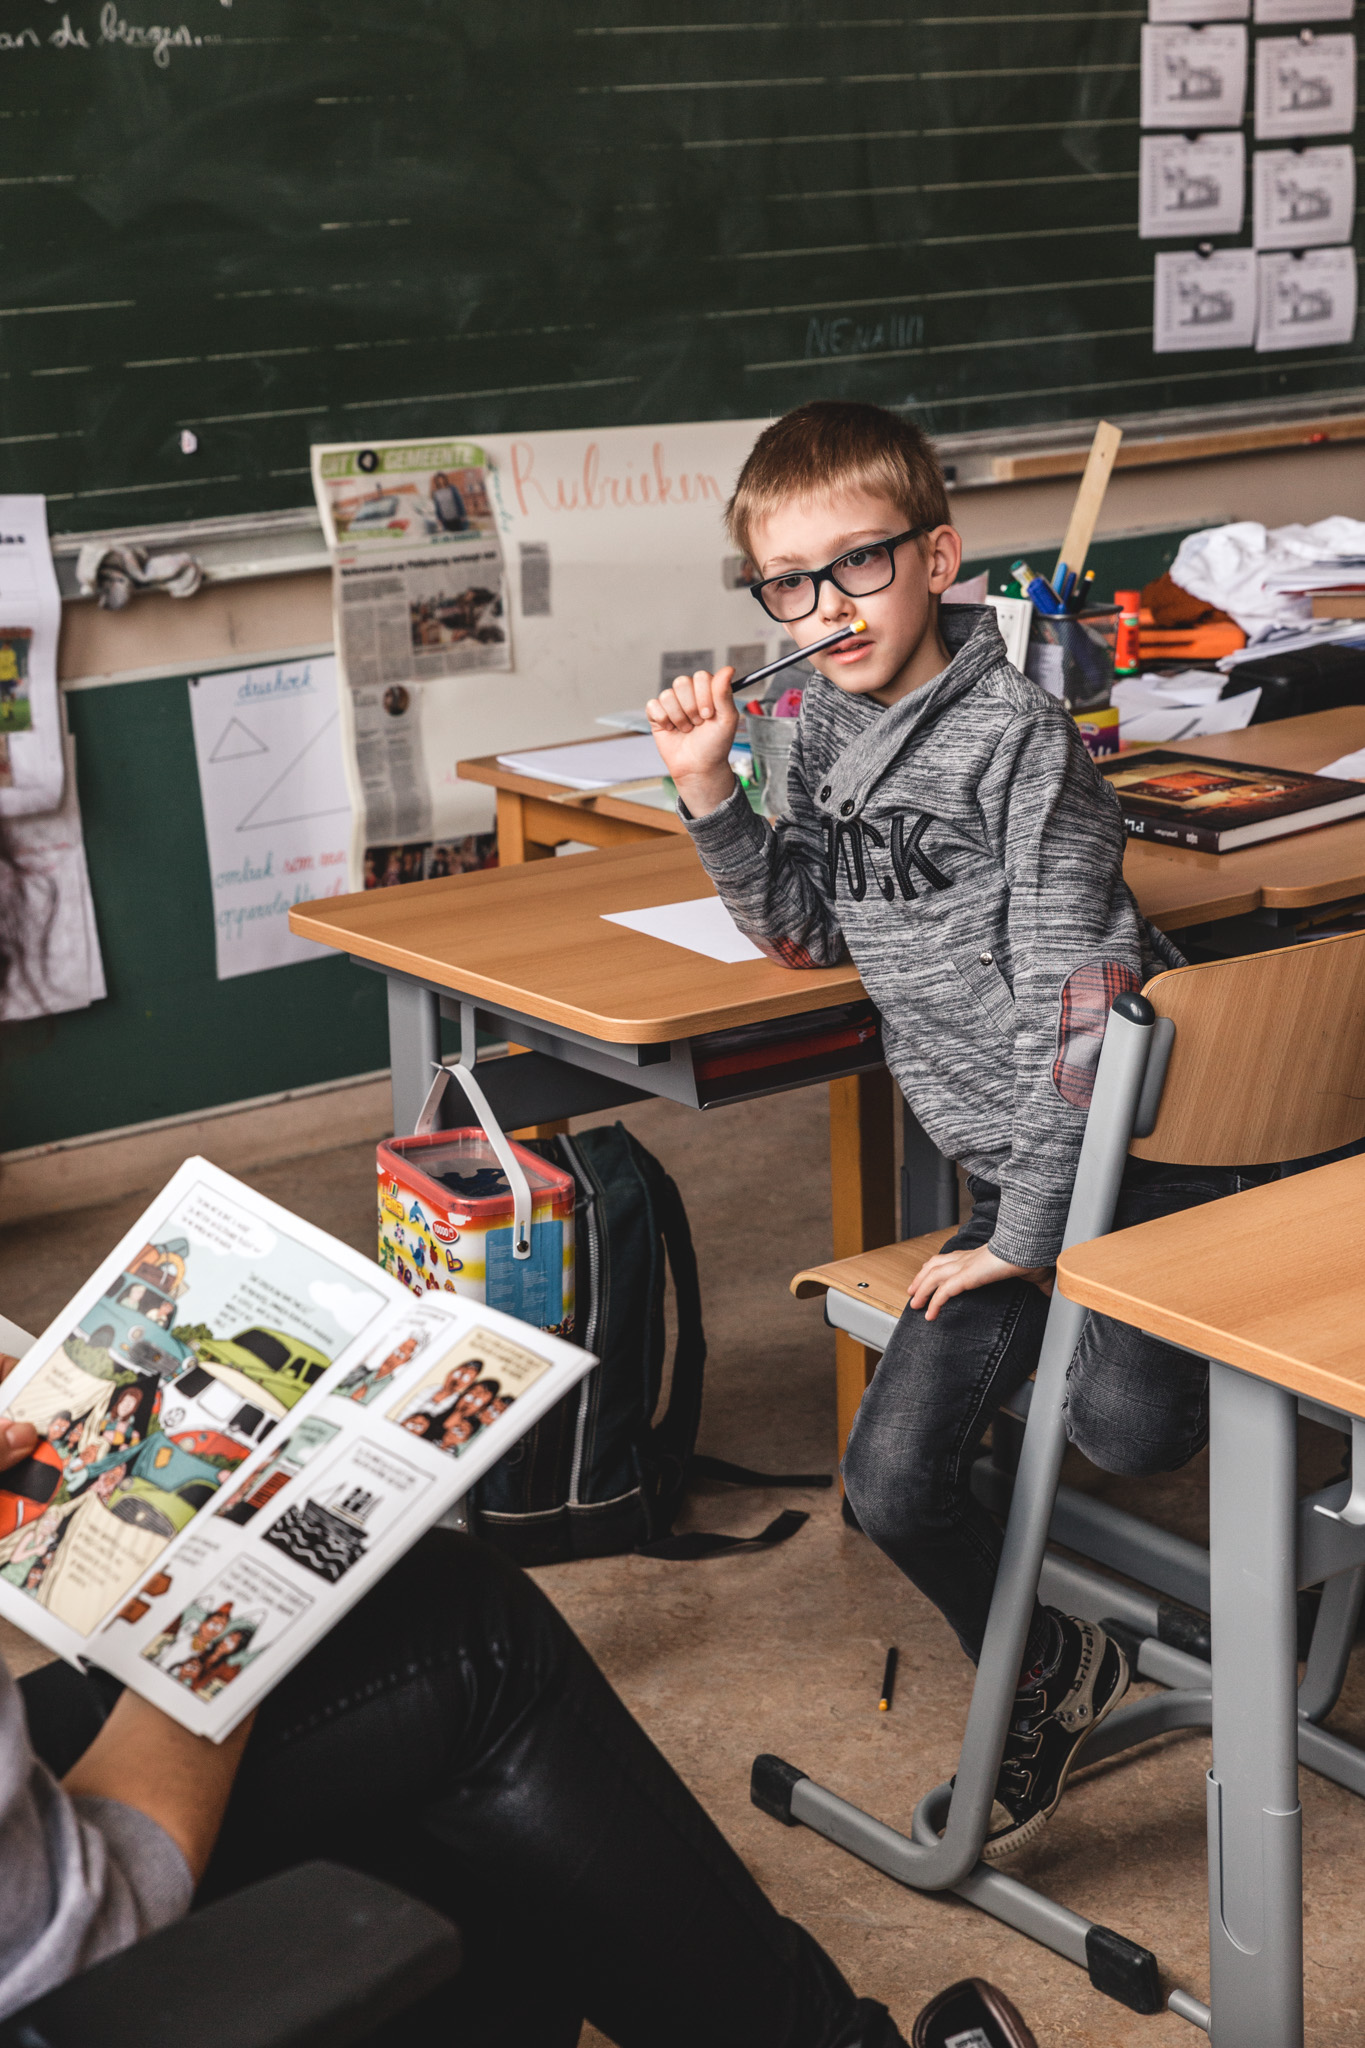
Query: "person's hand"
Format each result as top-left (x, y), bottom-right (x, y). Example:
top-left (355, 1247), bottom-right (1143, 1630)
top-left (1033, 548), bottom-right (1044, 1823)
top-left (646, 666), bottom-right (739, 818)
top-left (908, 1245), bottom-right (1054, 1323)
top-left (0, 1354), bottom-right (37, 1474)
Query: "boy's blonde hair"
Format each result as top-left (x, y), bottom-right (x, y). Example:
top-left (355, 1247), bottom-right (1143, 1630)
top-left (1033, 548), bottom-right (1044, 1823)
top-left (726, 400), bottom-right (952, 566)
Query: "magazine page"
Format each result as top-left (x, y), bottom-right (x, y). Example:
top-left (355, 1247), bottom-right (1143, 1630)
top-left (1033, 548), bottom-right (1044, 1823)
top-left (0, 1158), bottom-right (397, 1670)
top-left (92, 1296), bottom-right (591, 1741)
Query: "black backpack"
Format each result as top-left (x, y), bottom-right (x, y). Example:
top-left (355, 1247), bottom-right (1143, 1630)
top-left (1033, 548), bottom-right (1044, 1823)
top-left (470, 1123), bottom-right (828, 1564)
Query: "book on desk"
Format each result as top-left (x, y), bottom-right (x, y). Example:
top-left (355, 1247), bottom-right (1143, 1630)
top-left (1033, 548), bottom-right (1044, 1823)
top-left (1100, 750), bottom-right (1365, 854)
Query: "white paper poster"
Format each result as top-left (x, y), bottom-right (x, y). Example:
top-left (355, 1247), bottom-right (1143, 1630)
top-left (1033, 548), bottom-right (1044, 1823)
top-left (0, 496), bottom-right (63, 819)
top-left (1253, 142), bottom-right (1355, 246)
top-left (1255, 0), bottom-right (1353, 22)
top-left (1256, 244), bottom-right (1359, 348)
top-left (1149, 0), bottom-right (1247, 16)
top-left (311, 420), bottom-right (783, 885)
top-left (1, 727), bottom-right (106, 1022)
top-left (1140, 133), bottom-right (1246, 237)
top-left (187, 656), bottom-right (353, 981)
top-left (1154, 247), bottom-right (1259, 349)
top-left (1255, 32), bottom-right (1357, 137)
top-left (1141, 24), bottom-right (1249, 126)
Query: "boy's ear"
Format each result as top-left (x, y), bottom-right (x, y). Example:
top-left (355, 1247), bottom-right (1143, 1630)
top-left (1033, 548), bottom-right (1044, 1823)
top-left (925, 525), bottom-right (964, 596)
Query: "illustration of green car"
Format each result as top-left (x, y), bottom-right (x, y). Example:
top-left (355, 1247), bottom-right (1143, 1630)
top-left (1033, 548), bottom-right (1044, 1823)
top-left (192, 1327), bottom-right (331, 1416)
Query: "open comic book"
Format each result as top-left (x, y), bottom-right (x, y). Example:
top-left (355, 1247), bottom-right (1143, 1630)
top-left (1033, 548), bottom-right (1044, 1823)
top-left (0, 1159), bottom-right (593, 1742)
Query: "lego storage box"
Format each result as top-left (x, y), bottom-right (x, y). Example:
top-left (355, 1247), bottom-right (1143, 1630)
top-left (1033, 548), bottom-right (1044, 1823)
top-left (377, 1129), bottom-right (575, 1338)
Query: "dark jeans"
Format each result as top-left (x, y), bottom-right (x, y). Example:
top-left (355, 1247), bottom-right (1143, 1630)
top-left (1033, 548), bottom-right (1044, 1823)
top-left (841, 1159), bottom-right (1278, 1665)
top-left (20, 1531), bottom-right (864, 2048)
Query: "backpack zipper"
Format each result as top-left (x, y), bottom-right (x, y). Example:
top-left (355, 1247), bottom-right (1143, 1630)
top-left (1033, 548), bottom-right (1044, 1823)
top-left (559, 1134), bottom-right (602, 1507)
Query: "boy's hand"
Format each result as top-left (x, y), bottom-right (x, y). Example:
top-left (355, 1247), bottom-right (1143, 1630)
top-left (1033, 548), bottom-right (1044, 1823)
top-left (647, 666), bottom-right (739, 818)
top-left (908, 1245), bottom-right (1054, 1323)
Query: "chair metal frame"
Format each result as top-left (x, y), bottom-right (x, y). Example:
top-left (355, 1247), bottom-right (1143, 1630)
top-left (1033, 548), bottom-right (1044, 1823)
top-left (760, 936), bottom-right (1365, 2040)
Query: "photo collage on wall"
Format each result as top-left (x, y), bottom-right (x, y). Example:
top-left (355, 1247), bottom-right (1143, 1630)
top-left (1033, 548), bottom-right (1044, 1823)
top-left (1142, 0), bottom-right (1358, 355)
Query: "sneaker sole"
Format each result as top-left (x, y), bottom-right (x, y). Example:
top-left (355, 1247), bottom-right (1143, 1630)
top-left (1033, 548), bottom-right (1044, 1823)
top-left (979, 1640), bottom-right (1131, 1863)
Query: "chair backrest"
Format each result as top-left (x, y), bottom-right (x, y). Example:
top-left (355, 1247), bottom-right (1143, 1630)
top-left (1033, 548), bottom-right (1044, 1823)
top-left (1132, 929), bottom-right (1365, 1167)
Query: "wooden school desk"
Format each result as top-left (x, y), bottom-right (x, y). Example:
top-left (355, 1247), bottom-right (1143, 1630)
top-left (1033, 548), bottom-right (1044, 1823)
top-left (1056, 1152), bottom-right (1365, 2046)
top-left (292, 838), bottom-right (895, 1455)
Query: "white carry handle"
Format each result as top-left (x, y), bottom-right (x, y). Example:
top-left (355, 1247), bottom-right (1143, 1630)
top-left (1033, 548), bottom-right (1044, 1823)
top-left (412, 1062), bottom-right (533, 1260)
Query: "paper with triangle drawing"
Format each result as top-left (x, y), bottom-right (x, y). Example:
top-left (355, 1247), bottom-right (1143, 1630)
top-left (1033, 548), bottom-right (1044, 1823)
top-left (187, 656), bottom-right (353, 981)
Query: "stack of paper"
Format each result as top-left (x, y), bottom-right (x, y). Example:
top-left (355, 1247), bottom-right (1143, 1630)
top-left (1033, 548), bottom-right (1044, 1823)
top-left (1111, 671), bottom-right (1262, 744)
top-left (497, 734), bottom-right (665, 790)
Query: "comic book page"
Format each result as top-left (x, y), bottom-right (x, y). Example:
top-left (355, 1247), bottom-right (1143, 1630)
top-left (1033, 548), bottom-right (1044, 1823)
top-left (92, 1300), bottom-right (590, 1740)
top-left (0, 1160), bottom-right (594, 1731)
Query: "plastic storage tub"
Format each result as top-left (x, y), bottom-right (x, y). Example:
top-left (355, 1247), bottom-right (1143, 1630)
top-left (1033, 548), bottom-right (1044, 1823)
top-left (377, 1128), bottom-right (575, 1337)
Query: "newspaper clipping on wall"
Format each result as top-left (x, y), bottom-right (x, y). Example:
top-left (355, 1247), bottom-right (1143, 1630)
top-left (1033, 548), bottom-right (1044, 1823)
top-left (312, 440), bottom-right (511, 888)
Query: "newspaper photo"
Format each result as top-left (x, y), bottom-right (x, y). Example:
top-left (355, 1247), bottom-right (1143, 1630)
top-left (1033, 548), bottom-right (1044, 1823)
top-left (313, 441), bottom-right (512, 888)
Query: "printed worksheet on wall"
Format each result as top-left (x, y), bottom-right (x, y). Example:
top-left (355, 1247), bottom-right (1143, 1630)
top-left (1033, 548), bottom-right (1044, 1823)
top-left (0, 1158), bottom-right (594, 1740)
top-left (1153, 248), bottom-right (1258, 351)
top-left (1141, 24), bottom-right (1249, 127)
top-left (1139, 133), bottom-right (1246, 238)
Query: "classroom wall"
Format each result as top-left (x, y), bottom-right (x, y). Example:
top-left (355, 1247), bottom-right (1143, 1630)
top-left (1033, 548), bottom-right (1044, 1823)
top-left (8, 435), bottom-right (1364, 1167)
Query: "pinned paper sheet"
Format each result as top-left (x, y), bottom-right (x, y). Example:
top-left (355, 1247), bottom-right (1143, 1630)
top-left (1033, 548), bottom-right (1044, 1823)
top-left (1140, 133), bottom-right (1246, 240)
top-left (601, 896), bottom-right (764, 964)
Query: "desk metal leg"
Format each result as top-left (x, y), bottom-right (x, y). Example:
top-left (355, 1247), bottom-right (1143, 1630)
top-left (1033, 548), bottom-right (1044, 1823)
top-left (1207, 1360), bottom-right (1303, 2048)
top-left (829, 1070), bottom-right (896, 1461)
top-left (901, 1098), bottom-right (959, 1236)
top-left (387, 977), bottom-right (441, 1140)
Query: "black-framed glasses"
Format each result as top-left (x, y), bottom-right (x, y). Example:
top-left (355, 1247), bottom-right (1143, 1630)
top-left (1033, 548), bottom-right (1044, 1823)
top-left (747, 527), bottom-right (931, 623)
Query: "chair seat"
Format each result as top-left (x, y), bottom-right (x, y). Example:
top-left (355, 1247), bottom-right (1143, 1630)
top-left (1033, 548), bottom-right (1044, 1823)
top-left (790, 1229), bottom-right (956, 1318)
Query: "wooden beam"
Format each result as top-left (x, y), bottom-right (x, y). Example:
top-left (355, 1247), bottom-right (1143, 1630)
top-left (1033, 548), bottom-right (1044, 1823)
top-left (994, 412), bottom-right (1365, 484)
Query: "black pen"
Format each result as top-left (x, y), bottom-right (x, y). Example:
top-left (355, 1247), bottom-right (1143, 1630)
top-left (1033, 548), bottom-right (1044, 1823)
top-left (878, 1645), bottom-right (898, 1713)
top-left (735, 618), bottom-right (867, 694)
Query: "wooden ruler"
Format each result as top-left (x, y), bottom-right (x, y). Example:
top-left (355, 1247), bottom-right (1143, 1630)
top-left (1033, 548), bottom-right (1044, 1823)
top-left (1052, 419), bottom-right (1124, 587)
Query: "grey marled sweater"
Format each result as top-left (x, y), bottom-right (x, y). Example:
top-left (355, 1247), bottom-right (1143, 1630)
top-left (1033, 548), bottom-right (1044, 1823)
top-left (684, 605), bottom-right (1180, 1268)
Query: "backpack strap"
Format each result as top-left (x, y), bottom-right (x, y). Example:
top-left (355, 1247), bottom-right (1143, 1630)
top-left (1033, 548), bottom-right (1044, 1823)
top-left (638, 1508), bottom-right (811, 1560)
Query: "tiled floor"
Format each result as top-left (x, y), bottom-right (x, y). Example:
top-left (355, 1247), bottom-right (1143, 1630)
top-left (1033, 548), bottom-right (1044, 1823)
top-left (4, 1086), bottom-right (1364, 2044)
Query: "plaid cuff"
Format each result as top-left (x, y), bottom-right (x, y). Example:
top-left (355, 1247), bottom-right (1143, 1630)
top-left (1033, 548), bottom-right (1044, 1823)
top-left (1051, 959), bottom-right (1141, 1111)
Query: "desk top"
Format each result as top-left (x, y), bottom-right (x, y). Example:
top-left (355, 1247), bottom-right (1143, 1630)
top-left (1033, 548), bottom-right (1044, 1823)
top-left (299, 708), bottom-right (1365, 1039)
top-left (1056, 1153), bottom-right (1365, 1416)
top-left (1122, 705), bottom-right (1365, 931)
top-left (291, 837), bottom-right (861, 1043)
top-left (459, 740), bottom-right (689, 836)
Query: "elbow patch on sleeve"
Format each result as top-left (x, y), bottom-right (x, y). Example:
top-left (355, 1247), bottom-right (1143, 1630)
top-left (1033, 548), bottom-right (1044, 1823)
top-left (1052, 959), bottom-right (1141, 1108)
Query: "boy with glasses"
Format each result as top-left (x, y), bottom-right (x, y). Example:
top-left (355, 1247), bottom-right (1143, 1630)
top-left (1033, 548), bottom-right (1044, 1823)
top-left (647, 399), bottom-right (1231, 1860)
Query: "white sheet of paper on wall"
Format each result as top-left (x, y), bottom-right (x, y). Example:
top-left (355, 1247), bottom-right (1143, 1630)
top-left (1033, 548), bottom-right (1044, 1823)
top-left (1254, 0), bottom-right (1353, 23)
top-left (1141, 24), bottom-right (1249, 127)
top-left (1149, 0), bottom-right (1247, 17)
top-left (1256, 245), bottom-right (1358, 350)
top-left (1140, 133), bottom-right (1245, 238)
top-left (1153, 247), bottom-right (1258, 351)
top-left (1253, 143), bottom-right (1355, 247)
top-left (1255, 32), bottom-right (1357, 138)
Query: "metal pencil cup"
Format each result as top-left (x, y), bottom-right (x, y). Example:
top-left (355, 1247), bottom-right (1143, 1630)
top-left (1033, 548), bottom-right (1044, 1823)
top-left (1024, 603), bottom-right (1118, 712)
top-left (743, 710), bottom-right (799, 821)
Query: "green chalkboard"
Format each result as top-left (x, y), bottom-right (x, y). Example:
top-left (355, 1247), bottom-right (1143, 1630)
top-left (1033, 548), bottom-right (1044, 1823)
top-left (0, 0), bottom-right (1360, 533)
top-left (0, 673), bottom-right (389, 1152)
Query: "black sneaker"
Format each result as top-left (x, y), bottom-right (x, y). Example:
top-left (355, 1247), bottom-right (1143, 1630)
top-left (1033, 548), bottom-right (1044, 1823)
top-left (980, 1613), bottom-right (1129, 1861)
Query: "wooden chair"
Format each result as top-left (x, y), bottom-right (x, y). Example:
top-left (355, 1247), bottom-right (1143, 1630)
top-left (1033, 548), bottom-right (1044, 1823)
top-left (760, 930), bottom-right (1365, 2031)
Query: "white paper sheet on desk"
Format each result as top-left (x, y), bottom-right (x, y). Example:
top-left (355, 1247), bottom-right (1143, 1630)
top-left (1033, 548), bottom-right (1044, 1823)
top-left (1118, 689), bottom-right (1262, 743)
top-left (498, 734), bottom-right (666, 789)
top-left (1317, 747), bottom-right (1365, 783)
top-left (601, 897), bottom-right (764, 964)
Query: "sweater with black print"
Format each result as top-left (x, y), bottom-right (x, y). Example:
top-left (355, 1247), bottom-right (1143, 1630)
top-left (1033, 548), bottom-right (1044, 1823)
top-left (681, 604), bottom-right (1182, 1270)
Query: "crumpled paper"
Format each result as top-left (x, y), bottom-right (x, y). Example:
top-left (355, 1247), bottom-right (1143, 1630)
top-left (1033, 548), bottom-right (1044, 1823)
top-left (1169, 516), bottom-right (1365, 638)
top-left (75, 541), bottom-right (203, 610)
